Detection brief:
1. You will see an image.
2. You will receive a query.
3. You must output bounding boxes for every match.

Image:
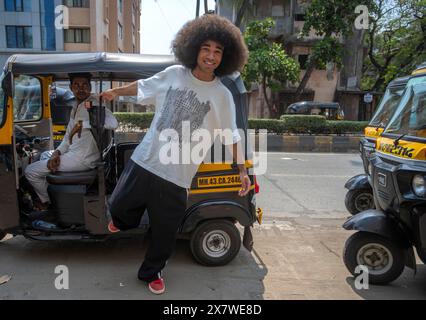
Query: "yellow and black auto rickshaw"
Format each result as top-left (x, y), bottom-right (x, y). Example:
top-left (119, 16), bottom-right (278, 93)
top-left (343, 63), bottom-right (426, 284)
top-left (344, 76), bottom-right (409, 214)
top-left (0, 52), bottom-right (262, 267)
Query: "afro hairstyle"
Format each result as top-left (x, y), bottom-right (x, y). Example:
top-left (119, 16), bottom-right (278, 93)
top-left (172, 14), bottom-right (248, 77)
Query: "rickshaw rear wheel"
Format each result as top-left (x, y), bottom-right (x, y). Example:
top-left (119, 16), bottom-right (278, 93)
top-left (345, 189), bottom-right (375, 215)
top-left (190, 219), bottom-right (241, 266)
top-left (343, 231), bottom-right (405, 285)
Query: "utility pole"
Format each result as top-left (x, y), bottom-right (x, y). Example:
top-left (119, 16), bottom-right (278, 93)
top-left (196, 0), bottom-right (200, 17)
top-left (204, 0), bottom-right (208, 14)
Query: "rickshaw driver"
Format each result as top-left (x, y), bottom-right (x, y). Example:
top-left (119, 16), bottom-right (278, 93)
top-left (25, 73), bottom-right (119, 211)
top-left (100, 14), bottom-right (250, 295)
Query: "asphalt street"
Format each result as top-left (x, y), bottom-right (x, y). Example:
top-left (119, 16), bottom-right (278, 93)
top-left (1, 152), bottom-right (426, 300)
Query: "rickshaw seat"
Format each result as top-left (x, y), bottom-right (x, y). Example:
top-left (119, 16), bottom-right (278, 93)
top-left (46, 170), bottom-right (97, 185)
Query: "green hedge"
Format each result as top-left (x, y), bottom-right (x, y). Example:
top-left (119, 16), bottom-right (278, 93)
top-left (114, 112), bottom-right (368, 135)
top-left (114, 112), bottom-right (154, 130)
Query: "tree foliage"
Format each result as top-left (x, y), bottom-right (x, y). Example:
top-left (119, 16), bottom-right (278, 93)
top-left (242, 18), bottom-right (300, 117)
top-left (295, 0), bottom-right (374, 98)
top-left (362, 0), bottom-right (426, 91)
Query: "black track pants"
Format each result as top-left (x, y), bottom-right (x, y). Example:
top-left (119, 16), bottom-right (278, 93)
top-left (108, 159), bottom-right (188, 282)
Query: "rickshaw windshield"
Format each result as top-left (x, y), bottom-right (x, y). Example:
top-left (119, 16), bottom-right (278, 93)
top-left (0, 72), bottom-right (5, 128)
top-left (384, 82), bottom-right (426, 139)
top-left (369, 85), bottom-right (405, 127)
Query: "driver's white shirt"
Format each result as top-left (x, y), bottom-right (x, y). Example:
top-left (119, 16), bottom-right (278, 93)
top-left (56, 95), bottom-right (118, 168)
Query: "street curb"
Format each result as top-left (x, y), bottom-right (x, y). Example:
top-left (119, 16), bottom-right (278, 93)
top-left (115, 132), bottom-right (362, 153)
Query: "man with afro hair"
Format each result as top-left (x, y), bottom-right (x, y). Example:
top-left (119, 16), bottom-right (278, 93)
top-left (100, 14), bottom-right (250, 295)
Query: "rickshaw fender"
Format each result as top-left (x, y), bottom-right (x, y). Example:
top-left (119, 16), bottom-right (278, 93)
top-left (343, 209), bottom-right (411, 248)
top-left (344, 174), bottom-right (370, 191)
top-left (180, 201), bottom-right (252, 233)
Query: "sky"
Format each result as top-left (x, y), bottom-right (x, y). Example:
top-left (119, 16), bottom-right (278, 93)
top-left (140, 0), bottom-right (217, 55)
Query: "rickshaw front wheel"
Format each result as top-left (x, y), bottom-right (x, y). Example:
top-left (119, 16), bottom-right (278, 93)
top-left (345, 189), bottom-right (375, 215)
top-left (343, 231), bottom-right (405, 285)
top-left (190, 219), bottom-right (241, 266)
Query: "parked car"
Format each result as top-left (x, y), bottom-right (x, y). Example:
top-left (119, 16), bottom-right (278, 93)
top-left (285, 101), bottom-right (344, 120)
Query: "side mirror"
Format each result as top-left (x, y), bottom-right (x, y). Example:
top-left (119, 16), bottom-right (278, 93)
top-left (1, 72), bottom-right (13, 98)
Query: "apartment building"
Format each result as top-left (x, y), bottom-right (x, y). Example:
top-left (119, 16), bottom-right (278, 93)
top-left (0, 0), bottom-right (141, 68)
top-left (217, 0), bottom-right (367, 120)
top-left (64, 0), bottom-right (141, 54)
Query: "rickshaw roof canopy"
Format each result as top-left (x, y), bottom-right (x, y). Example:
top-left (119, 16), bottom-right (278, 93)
top-left (4, 52), bottom-right (177, 81)
top-left (388, 76), bottom-right (410, 88)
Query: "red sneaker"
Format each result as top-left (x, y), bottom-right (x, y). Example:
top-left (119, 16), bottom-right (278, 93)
top-left (148, 278), bottom-right (165, 295)
top-left (108, 221), bottom-right (120, 233)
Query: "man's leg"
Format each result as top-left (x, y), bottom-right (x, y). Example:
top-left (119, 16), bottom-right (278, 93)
top-left (24, 160), bottom-right (51, 204)
top-left (108, 160), bottom-right (151, 231)
top-left (138, 176), bottom-right (188, 283)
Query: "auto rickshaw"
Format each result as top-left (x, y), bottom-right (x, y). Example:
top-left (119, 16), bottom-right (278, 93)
top-left (285, 101), bottom-right (345, 120)
top-left (344, 76), bottom-right (409, 214)
top-left (342, 65), bottom-right (426, 284)
top-left (0, 52), bottom-right (262, 267)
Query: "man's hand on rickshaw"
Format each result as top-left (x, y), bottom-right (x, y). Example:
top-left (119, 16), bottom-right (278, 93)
top-left (238, 166), bottom-right (251, 197)
top-left (47, 150), bottom-right (61, 172)
top-left (100, 89), bottom-right (117, 102)
top-left (69, 120), bottom-right (83, 145)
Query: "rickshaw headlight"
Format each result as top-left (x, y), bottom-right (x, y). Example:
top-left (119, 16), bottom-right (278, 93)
top-left (412, 175), bottom-right (426, 197)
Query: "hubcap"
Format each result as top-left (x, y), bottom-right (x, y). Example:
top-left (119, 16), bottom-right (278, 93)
top-left (202, 230), bottom-right (231, 258)
top-left (354, 192), bottom-right (374, 212)
top-left (356, 243), bottom-right (393, 275)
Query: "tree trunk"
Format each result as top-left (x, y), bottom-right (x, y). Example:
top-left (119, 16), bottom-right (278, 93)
top-left (294, 65), bottom-right (314, 101)
top-left (262, 77), bottom-right (275, 118)
top-left (235, 0), bottom-right (251, 28)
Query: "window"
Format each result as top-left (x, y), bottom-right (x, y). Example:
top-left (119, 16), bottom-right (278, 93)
top-left (13, 75), bottom-right (42, 122)
top-left (295, 14), bottom-right (306, 21)
top-left (4, 0), bottom-right (31, 11)
top-left (64, 0), bottom-right (90, 7)
top-left (64, 28), bottom-right (91, 43)
top-left (298, 55), bottom-right (309, 70)
top-left (6, 26), bottom-right (33, 48)
top-left (118, 22), bottom-right (123, 40)
top-left (118, 0), bottom-right (123, 13)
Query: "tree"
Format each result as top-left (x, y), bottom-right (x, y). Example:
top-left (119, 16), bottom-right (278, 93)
top-left (362, 0), bottom-right (426, 91)
top-left (242, 18), bottom-right (300, 118)
top-left (295, 0), bottom-right (373, 99)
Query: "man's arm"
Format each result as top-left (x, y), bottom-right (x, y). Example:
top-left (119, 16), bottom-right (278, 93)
top-left (100, 81), bottom-right (138, 101)
top-left (232, 141), bottom-right (250, 197)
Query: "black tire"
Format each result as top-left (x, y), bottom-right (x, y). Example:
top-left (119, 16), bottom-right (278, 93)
top-left (343, 231), bottom-right (406, 285)
top-left (345, 188), bottom-right (375, 215)
top-left (190, 220), bottom-right (241, 266)
top-left (0, 230), bottom-right (7, 241)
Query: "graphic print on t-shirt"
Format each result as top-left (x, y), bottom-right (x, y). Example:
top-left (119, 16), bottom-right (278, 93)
top-left (156, 86), bottom-right (211, 144)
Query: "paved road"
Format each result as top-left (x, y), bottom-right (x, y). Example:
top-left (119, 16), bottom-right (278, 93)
top-left (1, 153), bottom-right (426, 300)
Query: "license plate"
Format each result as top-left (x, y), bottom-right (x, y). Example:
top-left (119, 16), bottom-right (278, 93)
top-left (197, 175), bottom-right (241, 188)
top-left (378, 173), bottom-right (387, 187)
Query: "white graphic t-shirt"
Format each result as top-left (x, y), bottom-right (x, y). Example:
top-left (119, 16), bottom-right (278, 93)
top-left (131, 65), bottom-right (241, 188)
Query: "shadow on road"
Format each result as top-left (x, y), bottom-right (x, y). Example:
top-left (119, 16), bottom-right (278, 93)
top-left (345, 265), bottom-right (426, 299)
top-left (0, 235), bottom-right (267, 300)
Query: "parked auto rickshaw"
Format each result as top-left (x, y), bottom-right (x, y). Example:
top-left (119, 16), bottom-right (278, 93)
top-left (344, 76), bottom-right (409, 214)
top-left (342, 66), bottom-right (426, 284)
top-left (0, 52), bottom-right (262, 267)
top-left (285, 101), bottom-right (344, 120)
